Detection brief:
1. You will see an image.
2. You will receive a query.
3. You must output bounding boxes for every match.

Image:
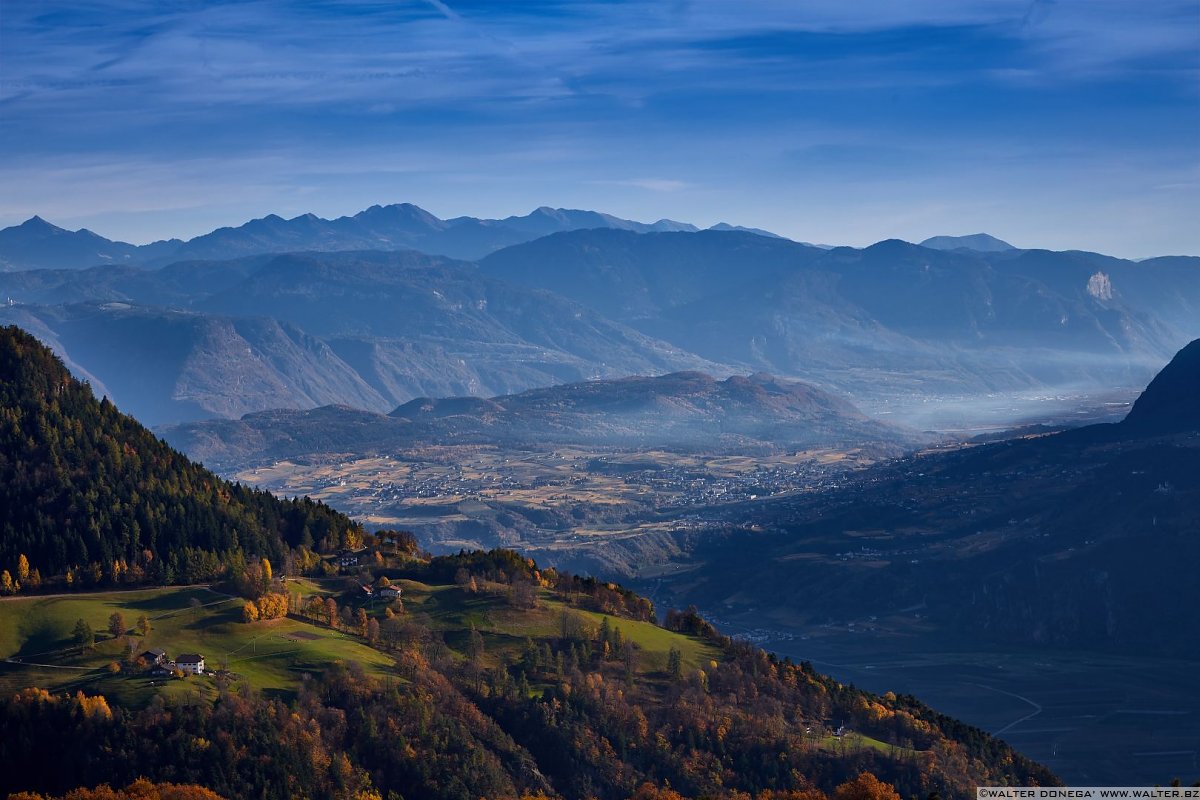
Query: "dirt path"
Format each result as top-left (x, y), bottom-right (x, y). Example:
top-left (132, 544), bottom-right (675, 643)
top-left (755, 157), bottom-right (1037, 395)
top-left (971, 682), bottom-right (1044, 736)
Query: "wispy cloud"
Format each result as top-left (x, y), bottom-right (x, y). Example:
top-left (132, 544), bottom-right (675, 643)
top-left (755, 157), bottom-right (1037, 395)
top-left (592, 178), bottom-right (692, 192)
top-left (0, 0), bottom-right (1196, 256)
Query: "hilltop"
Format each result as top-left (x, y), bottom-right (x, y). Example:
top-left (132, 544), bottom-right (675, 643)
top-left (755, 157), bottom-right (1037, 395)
top-left (482, 230), bottom-right (1200, 422)
top-left (918, 233), bottom-right (1016, 252)
top-left (1118, 338), bottom-right (1200, 435)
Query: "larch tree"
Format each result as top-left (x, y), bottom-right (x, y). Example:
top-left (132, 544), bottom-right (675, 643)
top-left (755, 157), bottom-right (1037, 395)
top-left (833, 773), bottom-right (902, 800)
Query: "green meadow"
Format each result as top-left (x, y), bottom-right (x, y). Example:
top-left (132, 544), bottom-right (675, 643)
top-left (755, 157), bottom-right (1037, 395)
top-left (0, 585), bottom-right (393, 704)
top-left (394, 578), bottom-right (721, 676)
top-left (0, 577), bottom-right (722, 707)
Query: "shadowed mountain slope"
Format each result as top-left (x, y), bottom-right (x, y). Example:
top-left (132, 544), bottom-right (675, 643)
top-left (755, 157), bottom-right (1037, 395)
top-left (648, 338), bottom-right (1200, 658)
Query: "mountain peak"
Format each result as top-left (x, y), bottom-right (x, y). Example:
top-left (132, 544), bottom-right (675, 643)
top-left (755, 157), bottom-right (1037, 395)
top-left (355, 202), bottom-right (443, 227)
top-left (17, 216), bottom-right (64, 233)
top-left (1120, 339), bottom-right (1200, 435)
top-left (919, 233), bottom-right (1016, 252)
top-left (707, 222), bottom-right (786, 239)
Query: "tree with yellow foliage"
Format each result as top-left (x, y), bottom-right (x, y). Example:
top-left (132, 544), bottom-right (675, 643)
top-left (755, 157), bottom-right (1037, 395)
top-left (8, 777), bottom-right (227, 799)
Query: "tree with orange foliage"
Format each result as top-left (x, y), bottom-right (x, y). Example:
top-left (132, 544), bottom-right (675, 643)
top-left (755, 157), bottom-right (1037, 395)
top-left (255, 592), bottom-right (288, 620)
top-left (833, 773), bottom-right (902, 800)
top-left (8, 777), bottom-right (228, 799)
top-left (757, 789), bottom-right (829, 800)
top-left (629, 783), bottom-right (688, 800)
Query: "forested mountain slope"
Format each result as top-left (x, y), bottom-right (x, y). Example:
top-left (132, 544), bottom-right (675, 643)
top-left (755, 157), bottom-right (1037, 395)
top-left (0, 325), bottom-right (362, 583)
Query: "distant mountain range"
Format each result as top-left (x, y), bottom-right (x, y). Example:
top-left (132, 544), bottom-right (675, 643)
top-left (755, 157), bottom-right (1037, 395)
top-left (482, 229), bottom-right (1200, 416)
top-left (0, 204), bottom-right (785, 270)
top-left (0, 251), bottom-right (719, 425)
top-left (161, 370), bottom-right (923, 470)
top-left (2, 203), bottom-right (1198, 430)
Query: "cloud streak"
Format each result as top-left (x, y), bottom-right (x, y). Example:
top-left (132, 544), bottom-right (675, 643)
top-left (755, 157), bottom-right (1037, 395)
top-left (0, 0), bottom-right (1196, 256)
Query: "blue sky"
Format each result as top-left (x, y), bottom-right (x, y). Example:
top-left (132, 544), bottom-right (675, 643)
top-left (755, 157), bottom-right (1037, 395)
top-left (1, 0), bottom-right (1197, 257)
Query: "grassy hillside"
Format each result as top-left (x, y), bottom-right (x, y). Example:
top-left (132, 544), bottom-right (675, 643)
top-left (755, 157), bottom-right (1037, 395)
top-left (394, 577), bottom-right (720, 677)
top-left (0, 585), bottom-right (393, 704)
top-left (0, 550), bottom-right (1058, 799)
top-left (0, 571), bottom-right (717, 710)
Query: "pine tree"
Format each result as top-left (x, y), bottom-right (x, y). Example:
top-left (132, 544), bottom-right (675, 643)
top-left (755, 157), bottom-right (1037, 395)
top-left (73, 619), bottom-right (95, 650)
top-left (667, 647), bottom-right (683, 680)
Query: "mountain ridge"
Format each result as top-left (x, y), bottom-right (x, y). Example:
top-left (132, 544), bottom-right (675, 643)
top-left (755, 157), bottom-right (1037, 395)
top-left (161, 369), bottom-right (924, 470)
top-left (918, 232), bottom-right (1017, 252)
top-left (0, 204), bottom-right (787, 270)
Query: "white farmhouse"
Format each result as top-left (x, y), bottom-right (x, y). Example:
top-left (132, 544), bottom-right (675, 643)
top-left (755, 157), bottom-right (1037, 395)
top-left (176, 653), bottom-right (205, 675)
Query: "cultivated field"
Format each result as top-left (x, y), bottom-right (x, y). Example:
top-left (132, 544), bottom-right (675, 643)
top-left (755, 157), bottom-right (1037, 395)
top-left (231, 445), bottom-right (879, 560)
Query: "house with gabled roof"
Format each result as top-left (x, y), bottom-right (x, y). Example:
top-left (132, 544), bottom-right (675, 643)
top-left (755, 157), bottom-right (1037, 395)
top-left (175, 653), bottom-right (205, 675)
